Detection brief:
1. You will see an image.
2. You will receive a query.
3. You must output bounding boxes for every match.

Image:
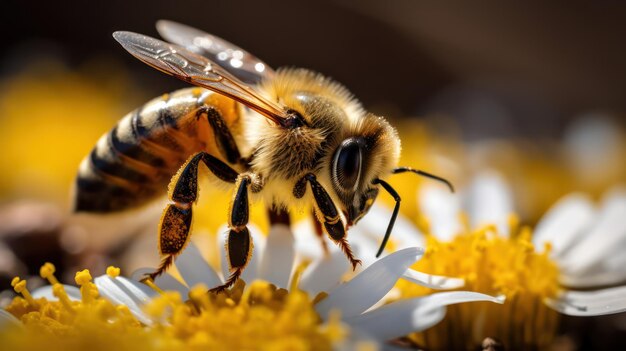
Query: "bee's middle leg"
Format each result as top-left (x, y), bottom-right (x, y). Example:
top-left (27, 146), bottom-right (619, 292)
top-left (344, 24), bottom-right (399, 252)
top-left (210, 173), bottom-right (262, 293)
top-left (294, 174), bottom-right (361, 269)
top-left (147, 152), bottom-right (238, 281)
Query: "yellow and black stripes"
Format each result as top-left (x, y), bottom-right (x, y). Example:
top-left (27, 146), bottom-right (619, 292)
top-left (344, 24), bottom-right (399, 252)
top-left (73, 88), bottom-right (245, 213)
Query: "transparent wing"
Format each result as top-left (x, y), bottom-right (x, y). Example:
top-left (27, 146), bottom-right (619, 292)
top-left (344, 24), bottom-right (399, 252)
top-left (113, 31), bottom-right (285, 124)
top-left (156, 20), bottom-right (275, 85)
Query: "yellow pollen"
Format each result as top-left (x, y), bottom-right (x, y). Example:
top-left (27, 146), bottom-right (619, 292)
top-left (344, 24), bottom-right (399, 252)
top-left (75, 269), bottom-right (92, 285)
top-left (3, 271), bottom-right (348, 350)
top-left (11, 277), bottom-right (37, 307)
top-left (397, 217), bottom-right (561, 349)
top-left (52, 283), bottom-right (75, 312)
top-left (75, 269), bottom-right (98, 304)
top-left (289, 261), bottom-right (309, 292)
top-left (39, 262), bottom-right (60, 285)
top-left (142, 277), bottom-right (165, 295)
top-left (106, 266), bottom-right (121, 278)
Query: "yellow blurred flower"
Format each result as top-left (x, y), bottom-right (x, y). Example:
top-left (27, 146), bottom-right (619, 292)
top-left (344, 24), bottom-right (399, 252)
top-left (0, 59), bottom-right (145, 204)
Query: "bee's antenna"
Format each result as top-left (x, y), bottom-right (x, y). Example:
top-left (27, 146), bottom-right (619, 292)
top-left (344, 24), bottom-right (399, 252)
top-left (392, 167), bottom-right (455, 193)
top-left (372, 178), bottom-right (400, 258)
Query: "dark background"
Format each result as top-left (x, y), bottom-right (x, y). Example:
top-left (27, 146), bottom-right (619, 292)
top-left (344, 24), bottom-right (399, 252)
top-left (3, 0), bottom-right (626, 140)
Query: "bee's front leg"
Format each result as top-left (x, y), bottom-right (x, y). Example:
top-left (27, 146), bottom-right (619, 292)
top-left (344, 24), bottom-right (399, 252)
top-left (294, 174), bottom-right (361, 270)
top-left (210, 173), bottom-right (263, 293)
top-left (146, 152), bottom-right (238, 282)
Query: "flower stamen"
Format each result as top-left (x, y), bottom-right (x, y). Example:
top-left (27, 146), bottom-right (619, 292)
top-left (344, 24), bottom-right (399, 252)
top-left (11, 277), bottom-right (37, 307)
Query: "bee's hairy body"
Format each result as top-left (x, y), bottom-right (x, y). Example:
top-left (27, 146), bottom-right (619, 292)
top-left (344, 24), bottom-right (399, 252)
top-left (75, 24), bottom-right (453, 293)
top-left (76, 69), bottom-right (400, 217)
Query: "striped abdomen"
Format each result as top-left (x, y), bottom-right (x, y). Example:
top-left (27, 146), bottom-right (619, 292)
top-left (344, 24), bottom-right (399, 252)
top-left (73, 88), bottom-right (242, 213)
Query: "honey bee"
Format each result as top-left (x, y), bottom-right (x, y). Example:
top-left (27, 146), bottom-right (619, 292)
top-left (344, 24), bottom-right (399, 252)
top-left (74, 21), bottom-right (453, 292)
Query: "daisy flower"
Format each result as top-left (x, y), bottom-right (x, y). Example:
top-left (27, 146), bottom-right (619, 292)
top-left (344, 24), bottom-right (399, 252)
top-left (0, 223), bottom-right (503, 350)
top-left (362, 170), bottom-right (625, 349)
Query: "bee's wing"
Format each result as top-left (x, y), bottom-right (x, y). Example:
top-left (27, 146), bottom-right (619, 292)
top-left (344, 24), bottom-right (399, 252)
top-left (156, 20), bottom-right (274, 85)
top-left (113, 31), bottom-right (286, 124)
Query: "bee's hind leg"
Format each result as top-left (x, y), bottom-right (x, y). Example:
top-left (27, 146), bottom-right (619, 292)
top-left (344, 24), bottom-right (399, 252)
top-left (210, 173), bottom-right (263, 293)
top-left (294, 173), bottom-right (361, 270)
top-left (146, 152), bottom-right (239, 282)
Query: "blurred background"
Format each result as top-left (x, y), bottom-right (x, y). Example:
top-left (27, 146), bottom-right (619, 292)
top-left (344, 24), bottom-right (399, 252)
top-left (1, 0), bottom-right (625, 348)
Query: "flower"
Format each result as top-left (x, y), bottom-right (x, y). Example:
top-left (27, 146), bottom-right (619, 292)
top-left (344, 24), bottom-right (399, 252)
top-left (364, 170), bottom-right (626, 349)
top-left (1, 224), bottom-right (503, 350)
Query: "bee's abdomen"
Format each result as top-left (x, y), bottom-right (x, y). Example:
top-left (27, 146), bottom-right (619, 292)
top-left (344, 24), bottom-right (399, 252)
top-left (74, 88), bottom-right (232, 213)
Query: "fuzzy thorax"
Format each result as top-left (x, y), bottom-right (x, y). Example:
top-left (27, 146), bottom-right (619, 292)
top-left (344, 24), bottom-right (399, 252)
top-left (247, 68), bottom-right (401, 211)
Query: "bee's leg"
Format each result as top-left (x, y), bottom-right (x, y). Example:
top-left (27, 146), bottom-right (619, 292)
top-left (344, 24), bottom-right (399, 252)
top-left (295, 174), bottom-right (361, 270)
top-left (210, 173), bottom-right (263, 293)
top-left (147, 152), bottom-right (239, 281)
top-left (196, 106), bottom-right (242, 165)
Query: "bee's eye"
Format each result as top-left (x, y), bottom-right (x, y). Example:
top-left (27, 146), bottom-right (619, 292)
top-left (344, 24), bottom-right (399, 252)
top-left (333, 138), bottom-right (363, 191)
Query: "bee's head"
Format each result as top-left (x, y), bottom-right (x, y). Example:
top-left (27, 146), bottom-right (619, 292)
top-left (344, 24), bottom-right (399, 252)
top-left (329, 114), bottom-right (401, 227)
top-left (262, 68), bottom-right (401, 224)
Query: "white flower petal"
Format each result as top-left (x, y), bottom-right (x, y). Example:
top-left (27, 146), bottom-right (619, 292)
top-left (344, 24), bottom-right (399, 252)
top-left (258, 225), bottom-right (294, 288)
top-left (532, 193), bottom-right (595, 258)
top-left (175, 241), bottom-right (222, 289)
top-left (546, 286), bottom-right (626, 316)
top-left (345, 291), bottom-right (504, 340)
top-left (315, 247), bottom-right (424, 320)
top-left (418, 185), bottom-right (461, 241)
top-left (355, 203), bottom-right (425, 249)
top-left (217, 225), bottom-right (230, 280)
top-left (559, 189), bottom-right (626, 280)
top-left (31, 285), bottom-right (81, 301)
top-left (348, 225), bottom-right (383, 268)
top-left (299, 250), bottom-right (350, 295)
top-left (465, 171), bottom-right (513, 236)
top-left (560, 269), bottom-right (626, 288)
top-left (0, 309), bottom-right (21, 328)
top-left (94, 275), bottom-right (153, 324)
top-left (131, 268), bottom-right (188, 296)
top-left (293, 219), bottom-right (325, 260)
top-left (402, 269), bottom-right (465, 290)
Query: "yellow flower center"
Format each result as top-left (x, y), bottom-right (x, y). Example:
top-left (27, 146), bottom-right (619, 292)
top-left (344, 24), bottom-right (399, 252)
top-left (397, 215), bottom-right (561, 349)
top-left (2, 265), bottom-right (355, 351)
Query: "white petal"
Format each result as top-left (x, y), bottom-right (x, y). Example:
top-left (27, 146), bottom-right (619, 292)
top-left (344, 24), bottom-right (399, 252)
top-left (217, 224), bottom-right (230, 280)
top-left (418, 185), bottom-right (461, 241)
top-left (31, 285), bottom-right (81, 301)
top-left (465, 171), bottom-right (513, 236)
top-left (299, 250), bottom-right (350, 295)
top-left (131, 268), bottom-right (188, 296)
top-left (558, 189), bottom-right (626, 279)
top-left (0, 309), bottom-right (21, 328)
top-left (175, 241), bottom-right (222, 289)
top-left (546, 286), bottom-right (626, 316)
top-left (348, 225), bottom-right (383, 268)
top-left (316, 247), bottom-right (424, 320)
top-left (293, 219), bottom-right (325, 260)
top-left (258, 225), bottom-right (294, 288)
top-left (402, 269), bottom-right (465, 290)
top-left (532, 193), bottom-right (595, 258)
top-left (355, 203), bottom-right (425, 249)
top-left (560, 269), bottom-right (626, 288)
top-left (94, 275), bottom-right (153, 324)
top-left (346, 291), bottom-right (504, 340)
